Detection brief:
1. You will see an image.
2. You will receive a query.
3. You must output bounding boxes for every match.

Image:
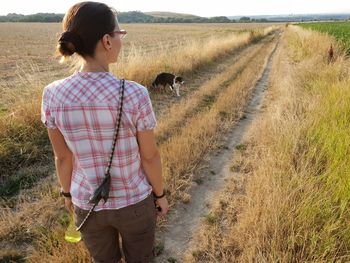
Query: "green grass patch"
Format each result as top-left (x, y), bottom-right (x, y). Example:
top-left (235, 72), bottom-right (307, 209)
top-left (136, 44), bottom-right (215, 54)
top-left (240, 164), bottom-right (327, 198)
top-left (204, 213), bottom-right (219, 225)
top-left (299, 22), bottom-right (350, 54)
top-left (154, 242), bottom-right (165, 256)
top-left (235, 143), bottom-right (247, 151)
top-left (194, 178), bottom-right (204, 185)
top-left (277, 32), bottom-right (350, 259)
top-left (167, 257), bottom-right (177, 263)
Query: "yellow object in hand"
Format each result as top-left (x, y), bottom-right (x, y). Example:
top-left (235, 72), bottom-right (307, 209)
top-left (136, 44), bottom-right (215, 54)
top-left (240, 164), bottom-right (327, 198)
top-left (64, 214), bottom-right (81, 243)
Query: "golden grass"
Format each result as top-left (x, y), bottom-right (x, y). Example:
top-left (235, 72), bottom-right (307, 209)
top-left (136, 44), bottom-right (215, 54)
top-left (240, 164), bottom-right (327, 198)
top-left (0, 90), bottom-right (50, 183)
top-left (114, 31), bottom-right (254, 85)
top-left (0, 180), bottom-right (90, 262)
top-left (185, 25), bottom-right (350, 262)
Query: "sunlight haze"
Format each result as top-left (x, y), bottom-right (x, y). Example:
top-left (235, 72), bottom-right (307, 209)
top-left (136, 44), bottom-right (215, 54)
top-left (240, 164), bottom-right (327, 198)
top-left (1, 0), bottom-right (350, 17)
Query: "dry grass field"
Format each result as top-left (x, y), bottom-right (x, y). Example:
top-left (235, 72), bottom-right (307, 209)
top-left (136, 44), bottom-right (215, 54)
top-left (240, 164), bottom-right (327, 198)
top-left (2, 20), bottom-right (349, 263)
top-left (0, 22), bottom-right (277, 188)
top-left (0, 22), bottom-right (281, 262)
top-left (0, 22), bottom-right (281, 88)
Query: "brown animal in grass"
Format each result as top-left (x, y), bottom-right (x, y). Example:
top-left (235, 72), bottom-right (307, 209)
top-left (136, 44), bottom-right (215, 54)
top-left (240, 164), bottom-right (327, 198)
top-left (328, 44), bottom-right (334, 64)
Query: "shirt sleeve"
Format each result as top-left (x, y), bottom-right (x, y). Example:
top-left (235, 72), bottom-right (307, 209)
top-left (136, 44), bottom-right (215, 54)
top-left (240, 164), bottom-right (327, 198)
top-left (41, 87), bottom-right (57, 129)
top-left (135, 87), bottom-right (157, 132)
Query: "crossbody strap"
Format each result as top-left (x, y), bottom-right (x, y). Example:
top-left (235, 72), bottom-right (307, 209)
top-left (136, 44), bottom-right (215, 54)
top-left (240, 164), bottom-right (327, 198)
top-left (105, 78), bottom-right (125, 176)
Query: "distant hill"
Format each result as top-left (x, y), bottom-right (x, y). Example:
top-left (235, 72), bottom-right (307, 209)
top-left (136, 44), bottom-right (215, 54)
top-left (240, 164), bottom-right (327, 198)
top-left (145, 11), bottom-right (200, 19)
top-left (228, 13), bottom-right (350, 22)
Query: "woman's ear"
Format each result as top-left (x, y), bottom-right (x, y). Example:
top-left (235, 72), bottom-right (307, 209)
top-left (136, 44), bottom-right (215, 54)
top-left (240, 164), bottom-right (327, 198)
top-left (101, 34), bottom-right (112, 51)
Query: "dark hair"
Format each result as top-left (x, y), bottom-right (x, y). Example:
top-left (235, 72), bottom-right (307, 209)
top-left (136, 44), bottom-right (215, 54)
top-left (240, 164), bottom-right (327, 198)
top-left (57, 1), bottom-right (116, 59)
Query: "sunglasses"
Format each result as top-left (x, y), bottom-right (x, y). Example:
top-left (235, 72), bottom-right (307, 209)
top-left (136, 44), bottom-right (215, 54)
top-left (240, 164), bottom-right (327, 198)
top-left (110, 29), bottom-right (127, 39)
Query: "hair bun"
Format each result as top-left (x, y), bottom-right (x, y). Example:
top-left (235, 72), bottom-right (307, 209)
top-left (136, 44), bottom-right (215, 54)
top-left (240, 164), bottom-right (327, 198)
top-left (57, 31), bottom-right (83, 57)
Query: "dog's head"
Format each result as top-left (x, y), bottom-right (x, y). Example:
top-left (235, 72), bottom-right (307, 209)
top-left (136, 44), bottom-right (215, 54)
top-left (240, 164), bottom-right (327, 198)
top-left (175, 76), bottom-right (185, 85)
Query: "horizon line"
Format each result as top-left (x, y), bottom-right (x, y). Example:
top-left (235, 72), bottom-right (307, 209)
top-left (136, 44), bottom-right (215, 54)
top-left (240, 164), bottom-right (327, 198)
top-left (1, 10), bottom-right (350, 17)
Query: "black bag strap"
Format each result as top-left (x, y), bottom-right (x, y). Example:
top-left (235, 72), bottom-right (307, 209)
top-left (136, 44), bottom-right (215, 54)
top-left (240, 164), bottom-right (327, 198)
top-left (105, 78), bottom-right (125, 177)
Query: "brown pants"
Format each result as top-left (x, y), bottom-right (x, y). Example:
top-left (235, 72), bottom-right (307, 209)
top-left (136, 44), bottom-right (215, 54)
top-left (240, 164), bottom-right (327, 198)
top-left (74, 194), bottom-right (156, 263)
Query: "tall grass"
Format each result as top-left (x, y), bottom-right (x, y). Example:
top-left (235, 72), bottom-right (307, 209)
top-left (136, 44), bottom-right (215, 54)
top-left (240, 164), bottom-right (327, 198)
top-left (0, 89), bottom-right (51, 199)
top-left (113, 30), bottom-right (267, 85)
top-left (186, 25), bottom-right (350, 262)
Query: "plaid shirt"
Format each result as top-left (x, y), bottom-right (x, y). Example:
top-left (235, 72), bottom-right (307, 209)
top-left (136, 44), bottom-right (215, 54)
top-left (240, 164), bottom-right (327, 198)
top-left (41, 71), bottom-right (156, 210)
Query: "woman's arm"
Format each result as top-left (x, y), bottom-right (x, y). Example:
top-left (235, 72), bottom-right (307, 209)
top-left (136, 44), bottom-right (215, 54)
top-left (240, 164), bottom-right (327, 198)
top-left (137, 129), bottom-right (168, 215)
top-left (47, 128), bottom-right (73, 196)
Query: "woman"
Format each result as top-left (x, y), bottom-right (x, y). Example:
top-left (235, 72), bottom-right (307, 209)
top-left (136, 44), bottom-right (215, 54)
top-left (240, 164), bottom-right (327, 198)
top-left (41, 2), bottom-right (169, 262)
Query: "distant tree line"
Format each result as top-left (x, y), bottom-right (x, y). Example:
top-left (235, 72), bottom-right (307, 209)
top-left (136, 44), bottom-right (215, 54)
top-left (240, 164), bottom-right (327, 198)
top-left (117, 11), bottom-right (236, 23)
top-left (238, 16), bottom-right (268, 22)
top-left (0, 13), bottom-right (64, 22)
top-left (0, 11), bottom-right (271, 23)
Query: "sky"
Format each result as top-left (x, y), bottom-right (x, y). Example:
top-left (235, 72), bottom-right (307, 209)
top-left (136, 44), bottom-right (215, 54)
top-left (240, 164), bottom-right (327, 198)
top-left (1, 0), bottom-right (350, 17)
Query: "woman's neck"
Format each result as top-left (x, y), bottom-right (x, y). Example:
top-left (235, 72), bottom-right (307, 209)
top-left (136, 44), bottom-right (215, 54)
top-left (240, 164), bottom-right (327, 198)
top-left (80, 58), bottom-right (109, 72)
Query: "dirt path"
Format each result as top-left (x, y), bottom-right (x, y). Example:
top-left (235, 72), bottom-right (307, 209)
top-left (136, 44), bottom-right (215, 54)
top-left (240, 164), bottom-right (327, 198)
top-left (154, 32), bottom-right (282, 263)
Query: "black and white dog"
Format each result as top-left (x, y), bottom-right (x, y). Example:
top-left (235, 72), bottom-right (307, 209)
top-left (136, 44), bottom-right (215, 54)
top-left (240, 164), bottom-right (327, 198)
top-left (152, 72), bottom-right (185, 97)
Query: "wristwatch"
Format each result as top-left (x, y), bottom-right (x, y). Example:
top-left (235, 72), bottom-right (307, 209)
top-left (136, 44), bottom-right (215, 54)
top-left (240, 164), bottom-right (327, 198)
top-left (60, 188), bottom-right (72, 198)
top-left (152, 191), bottom-right (165, 199)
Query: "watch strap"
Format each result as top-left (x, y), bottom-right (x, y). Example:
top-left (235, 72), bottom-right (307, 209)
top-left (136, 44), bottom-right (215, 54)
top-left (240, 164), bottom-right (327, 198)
top-left (152, 191), bottom-right (165, 199)
top-left (60, 189), bottom-right (72, 198)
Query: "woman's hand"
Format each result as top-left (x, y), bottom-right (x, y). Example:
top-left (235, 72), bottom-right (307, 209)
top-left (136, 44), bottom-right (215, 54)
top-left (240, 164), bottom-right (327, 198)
top-left (64, 197), bottom-right (74, 213)
top-left (155, 196), bottom-right (169, 216)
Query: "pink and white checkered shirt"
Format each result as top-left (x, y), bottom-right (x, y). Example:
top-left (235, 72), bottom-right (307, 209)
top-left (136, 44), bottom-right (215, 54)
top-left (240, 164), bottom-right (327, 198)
top-left (41, 71), bottom-right (156, 210)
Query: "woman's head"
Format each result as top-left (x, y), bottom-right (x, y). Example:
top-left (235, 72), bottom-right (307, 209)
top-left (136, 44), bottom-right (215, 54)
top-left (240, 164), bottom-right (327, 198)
top-left (57, 1), bottom-right (124, 64)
